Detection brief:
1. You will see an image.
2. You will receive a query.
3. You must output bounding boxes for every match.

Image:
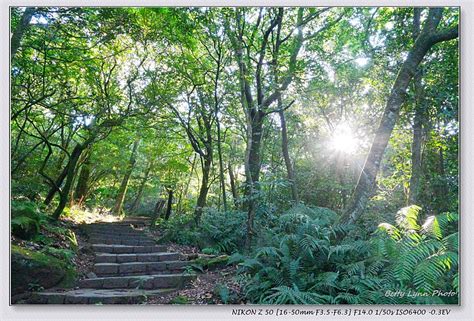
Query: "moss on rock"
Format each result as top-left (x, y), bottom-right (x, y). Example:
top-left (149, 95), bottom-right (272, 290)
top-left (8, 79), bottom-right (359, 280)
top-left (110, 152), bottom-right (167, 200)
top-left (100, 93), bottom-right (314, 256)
top-left (192, 255), bottom-right (229, 271)
top-left (11, 245), bottom-right (76, 297)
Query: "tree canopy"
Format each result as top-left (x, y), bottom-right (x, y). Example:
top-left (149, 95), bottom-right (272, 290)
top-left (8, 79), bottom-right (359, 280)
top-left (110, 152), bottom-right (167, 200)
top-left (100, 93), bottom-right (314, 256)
top-left (11, 6), bottom-right (459, 305)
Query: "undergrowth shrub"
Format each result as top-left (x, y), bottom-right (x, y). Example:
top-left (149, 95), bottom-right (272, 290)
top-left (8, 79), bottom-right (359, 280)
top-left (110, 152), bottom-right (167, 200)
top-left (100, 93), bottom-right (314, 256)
top-left (199, 209), bottom-right (246, 253)
top-left (11, 200), bottom-right (46, 239)
top-left (372, 206), bottom-right (459, 304)
top-left (157, 212), bottom-right (201, 245)
top-left (158, 209), bottom-right (246, 253)
top-left (233, 205), bottom-right (459, 304)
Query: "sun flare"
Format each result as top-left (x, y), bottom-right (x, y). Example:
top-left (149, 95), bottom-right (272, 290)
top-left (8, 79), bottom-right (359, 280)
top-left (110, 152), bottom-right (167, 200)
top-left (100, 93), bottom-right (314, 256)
top-left (329, 124), bottom-right (358, 154)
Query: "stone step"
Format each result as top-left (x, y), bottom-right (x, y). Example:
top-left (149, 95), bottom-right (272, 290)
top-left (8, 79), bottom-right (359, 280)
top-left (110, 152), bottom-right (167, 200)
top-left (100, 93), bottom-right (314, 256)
top-left (94, 260), bottom-right (190, 276)
top-left (85, 226), bottom-right (144, 233)
top-left (95, 222), bottom-right (148, 227)
top-left (87, 233), bottom-right (147, 239)
top-left (96, 252), bottom-right (180, 263)
top-left (88, 233), bottom-right (153, 241)
top-left (29, 288), bottom-right (174, 304)
top-left (89, 238), bottom-right (156, 246)
top-left (92, 244), bottom-right (167, 254)
top-left (87, 231), bottom-right (149, 238)
top-left (86, 222), bottom-right (145, 227)
top-left (85, 231), bottom-right (144, 237)
top-left (78, 273), bottom-right (195, 289)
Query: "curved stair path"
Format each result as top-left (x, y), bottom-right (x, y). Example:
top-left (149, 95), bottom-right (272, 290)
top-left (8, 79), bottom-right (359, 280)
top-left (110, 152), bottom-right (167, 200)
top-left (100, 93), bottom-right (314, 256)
top-left (30, 217), bottom-right (195, 304)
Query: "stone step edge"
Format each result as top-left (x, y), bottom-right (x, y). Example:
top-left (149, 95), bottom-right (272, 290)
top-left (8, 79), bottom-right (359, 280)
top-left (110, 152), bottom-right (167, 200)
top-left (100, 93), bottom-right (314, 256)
top-left (92, 244), bottom-right (167, 254)
top-left (95, 252), bottom-right (181, 263)
top-left (87, 234), bottom-right (153, 239)
top-left (89, 240), bottom-right (156, 246)
top-left (94, 260), bottom-right (190, 276)
top-left (28, 288), bottom-right (175, 304)
top-left (78, 273), bottom-right (195, 289)
top-left (91, 244), bottom-right (166, 248)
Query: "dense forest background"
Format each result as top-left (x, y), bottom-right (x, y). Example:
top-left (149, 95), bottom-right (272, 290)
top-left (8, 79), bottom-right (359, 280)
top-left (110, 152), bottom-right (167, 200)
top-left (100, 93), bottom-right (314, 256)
top-left (11, 7), bottom-right (459, 304)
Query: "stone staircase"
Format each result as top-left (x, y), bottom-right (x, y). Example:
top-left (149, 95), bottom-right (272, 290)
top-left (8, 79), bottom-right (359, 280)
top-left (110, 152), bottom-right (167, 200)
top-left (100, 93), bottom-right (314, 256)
top-left (30, 217), bottom-right (195, 304)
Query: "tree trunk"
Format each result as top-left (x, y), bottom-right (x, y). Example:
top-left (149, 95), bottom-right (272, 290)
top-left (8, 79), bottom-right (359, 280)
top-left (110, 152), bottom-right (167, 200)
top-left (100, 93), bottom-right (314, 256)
top-left (178, 154), bottom-right (196, 214)
top-left (408, 8), bottom-right (425, 206)
top-left (278, 102), bottom-right (299, 202)
top-left (130, 159), bottom-right (153, 213)
top-left (194, 156), bottom-right (211, 224)
top-left (228, 162), bottom-right (239, 208)
top-left (11, 7), bottom-right (36, 59)
top-left (151, 199), bottom-right (166, 227)
top-left (244, 112), bottom-right (264, 249)
top-left (408, 84), bottom-right (425, 205)
top-left (196, 156), bottom-right (211, 220)
top-left (74, 152), bottom-right (91, 206)
top-left (247, 112), bottom-right (265, 185)
top-left (164, 188), bottom-right (173, 220)
top-left (342, 8), bottom-right (458, 224)
top-left (216, 118), bottom-right (228, 211)
top-left (52, 144), bottom-right (84, 219)
top-left (44, 143), bottom-right (83, 205)
top-left (112, 139), bottom-right (139, 216)
top-left (436, 147), bottom-right (449, 213)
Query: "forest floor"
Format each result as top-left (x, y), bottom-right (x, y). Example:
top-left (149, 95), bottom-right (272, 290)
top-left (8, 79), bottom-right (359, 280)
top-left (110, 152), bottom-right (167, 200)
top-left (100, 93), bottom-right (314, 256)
top-left (146, 265), bottom-right (242, 304)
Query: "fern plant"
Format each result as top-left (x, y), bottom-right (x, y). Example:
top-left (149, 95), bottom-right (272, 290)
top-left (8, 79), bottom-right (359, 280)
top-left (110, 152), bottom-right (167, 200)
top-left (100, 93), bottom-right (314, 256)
top-left (11, 200), bottom-right (45, 239)
top-left (373, 206), bottom-right (459, 304)
top-left (234, 204), bottom-right (459, 305)
top-left (198, 209), bottom-right (247, 254)
top-left (236, 205), bottom-right (367, 304)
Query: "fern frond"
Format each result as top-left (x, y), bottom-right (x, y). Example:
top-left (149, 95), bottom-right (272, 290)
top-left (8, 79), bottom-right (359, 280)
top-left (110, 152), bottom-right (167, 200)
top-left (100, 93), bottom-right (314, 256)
top-left (255, 246), bottom-right (280, 259)
top-left (328, 244), bottom-right (353, 259)
top-left (396, 205), bottom-right (422, 231)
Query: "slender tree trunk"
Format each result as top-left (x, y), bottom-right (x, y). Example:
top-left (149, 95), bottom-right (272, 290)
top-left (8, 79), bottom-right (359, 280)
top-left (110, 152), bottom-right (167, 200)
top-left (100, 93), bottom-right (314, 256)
top-left (342, 9), bottom-right (458, 224)
top-left (228, 162), bottom-right (239, 208)
top-left (52, 145), bottom-right (84, 219)
top-left (112, 139), bottom-right (139, 216)
top-left (178, 154), bottom-right (196, 214)
top-left (194, 156), bottom-right (211, 224)
top-left (164, 188), bottom-right (173, 220)
top-left (247, 112), bottom-right (265, 185)
top-left (408, 9), bottom-right (425, 206)
top-left (11, 7), bottom-right (36, 59)
top-left (244, 112), bottom-right (264, 248)
top-left (151, 199), bottom-right (165, 227)
top-left (436, 147), bottom-right (449, 213)
top-left (68, 165), bottom-right (80, 208)
top-left (74, 152), bottom-right (91, 206)
top-left (44, 144), bottom-right (83, 205)
top-left (216, 118), bottom-right (228, 211)
top-left (408, 83), bottom-right (425, 205)
top-left (278, 100), bottom-right (299, 202)
top-left (55, 134), bottom-right (72, 175)
top-left (130, 159), bottom-right (153, 213)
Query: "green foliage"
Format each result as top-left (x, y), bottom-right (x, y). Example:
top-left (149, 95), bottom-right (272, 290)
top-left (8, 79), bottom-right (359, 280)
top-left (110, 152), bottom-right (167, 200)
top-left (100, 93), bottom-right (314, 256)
top-left (169, 295), bottom-right (189, 304)
top-left (10, 7), bottom-right (459, 305)
top-left (159, 209), bottom-right (246, 254)
top-left (11, 200), bottom-right (45, 239)
top-left (214, 283), bottom-right (230, 304)
top-left (157, 213), bottom-right (200, 245)
top-left (234, 205), bottom-right (458, 304)
top-left (11, 244), bottom-right (77, 288)
top-left (373, 206), bottom-right (458, 303)
top-left (40, 247), bottom-right (75, 263)
top-left (198, 209), bottom-right (246, 253)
